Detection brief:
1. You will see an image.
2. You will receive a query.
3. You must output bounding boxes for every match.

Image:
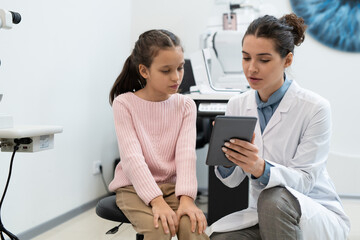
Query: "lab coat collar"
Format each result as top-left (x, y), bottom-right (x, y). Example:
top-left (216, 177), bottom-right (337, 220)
top-left (247, 80), bottom-right (299, 136)
top-left (263, 80), bottom-right (298, 135)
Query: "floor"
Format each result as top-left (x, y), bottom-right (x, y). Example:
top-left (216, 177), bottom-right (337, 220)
top-left (31, 196), bottom-right (360, 240)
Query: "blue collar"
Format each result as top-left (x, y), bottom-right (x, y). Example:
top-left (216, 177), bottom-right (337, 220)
top-left (256, 78), bottom-right (292, 109)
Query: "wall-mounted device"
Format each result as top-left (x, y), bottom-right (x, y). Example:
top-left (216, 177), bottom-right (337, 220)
top-left (0, 125), bottom-right (63, 240)
top-left (0, 125), bottom-right (63, 152)
top-left (0, 8), bottom-right (21, 68)
top-left (0, 9), bottom-right (21, 30)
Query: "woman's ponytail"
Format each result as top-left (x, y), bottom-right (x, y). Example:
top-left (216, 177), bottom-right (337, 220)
top-left (244, 13), bottom-right (307, 58)
top-left (281, 13), bottom-right (307, 47)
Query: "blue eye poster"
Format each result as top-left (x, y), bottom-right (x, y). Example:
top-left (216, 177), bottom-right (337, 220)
top-left (290, 0), bottom-right (360, 52)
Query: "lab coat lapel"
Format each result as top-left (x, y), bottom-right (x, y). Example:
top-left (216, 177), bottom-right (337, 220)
top-left (262, 82), bottom-right (297, 136)
top-left (246, 93), bottom-right (263, 156)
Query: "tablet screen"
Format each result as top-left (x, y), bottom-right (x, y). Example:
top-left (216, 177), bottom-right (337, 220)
top-left (206, 116), bottom-right (257, 166)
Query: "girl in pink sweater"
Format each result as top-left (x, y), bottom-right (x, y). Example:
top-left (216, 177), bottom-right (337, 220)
top-left (108, 29), bottom-right (209, 240)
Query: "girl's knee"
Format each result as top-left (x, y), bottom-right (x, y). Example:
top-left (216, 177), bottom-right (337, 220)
top-left (143, 227), bottom-right (171, 240)
top-left (134, 217), bottom-right (171, 240)
top-left (178, 216), bottom-right (209, 240)
top-left (179, 215), bottom-right (191, 226)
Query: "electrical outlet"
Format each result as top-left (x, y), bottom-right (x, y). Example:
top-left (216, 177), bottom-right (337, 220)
top-left (93, 160), bottom-right (102, 175)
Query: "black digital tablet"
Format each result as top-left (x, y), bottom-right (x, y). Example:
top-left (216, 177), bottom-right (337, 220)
top-left (205, 116), bottom-right (257, 166)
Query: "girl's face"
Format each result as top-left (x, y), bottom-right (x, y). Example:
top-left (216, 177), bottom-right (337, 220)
top-left (139, 46), bottom-right (184, 101)
top-left (242, 35), bottom-right (293, 102)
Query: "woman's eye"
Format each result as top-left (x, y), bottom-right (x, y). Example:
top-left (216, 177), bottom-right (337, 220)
top-left (177, 67), bottom-right (184, 71)
top-left (243, 57), bottom-right (251, 61)
top-left (260, 59), bottom-right (270, 63)
top-left (161, 70), bottom-right (170, 73)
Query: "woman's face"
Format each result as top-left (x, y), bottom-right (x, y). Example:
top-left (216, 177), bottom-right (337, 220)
top-left (242, 35), bottom-right (292, 102)
top-left (139, 46), bottom-right (184, 101)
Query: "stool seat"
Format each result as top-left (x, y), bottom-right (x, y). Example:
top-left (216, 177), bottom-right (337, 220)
top-left (96, 195), bottom-right (130, 223)
top-left (96, 195), bottom-right (144, 240)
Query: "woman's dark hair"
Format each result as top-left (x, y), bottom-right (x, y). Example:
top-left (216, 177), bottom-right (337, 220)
top-left (243, 13), bottom-right (307, 58)
top-left (109, 29), bottom-right (182, 105)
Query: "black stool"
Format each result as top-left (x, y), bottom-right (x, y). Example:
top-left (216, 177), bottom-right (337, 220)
top-left (96, 195), bottom-right (144, 240)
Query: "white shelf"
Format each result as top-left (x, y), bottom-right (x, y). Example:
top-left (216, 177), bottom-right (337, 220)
top-left (0, 125), bottom-right (63, 138)
top-left (186, 92), bottom-right (237, 101)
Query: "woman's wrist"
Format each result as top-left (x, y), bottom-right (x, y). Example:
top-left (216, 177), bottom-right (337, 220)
top-left (253, 159), bottom-right (266, 178)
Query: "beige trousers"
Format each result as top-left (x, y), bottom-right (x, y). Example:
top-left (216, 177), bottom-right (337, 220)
top-left (116, 183), bottom-right (209, 240)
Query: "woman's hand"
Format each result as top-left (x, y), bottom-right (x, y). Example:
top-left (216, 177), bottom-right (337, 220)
top-left (222, 133), bottom-right (265, 178)
top-left (150, 196), bottom-right (178, 236)
top-left (176, 195), bottom-right (207, 234)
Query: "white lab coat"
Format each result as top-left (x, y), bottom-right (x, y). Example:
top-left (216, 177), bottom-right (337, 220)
top-left (207, 81), bottom-right (351, 239)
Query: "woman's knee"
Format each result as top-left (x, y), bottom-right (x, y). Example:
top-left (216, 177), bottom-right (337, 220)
top-left (257, 187), bottom-right (301, 222)
top-left (210, 232), bottom-right (229, 240)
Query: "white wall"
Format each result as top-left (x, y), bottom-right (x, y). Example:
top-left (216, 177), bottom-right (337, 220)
top-left (130, 0), bottom-right (213, 58)
top-left (131, 0), bottom-right (360, 192)
top-left (0, 0), bottom-right (131, 234)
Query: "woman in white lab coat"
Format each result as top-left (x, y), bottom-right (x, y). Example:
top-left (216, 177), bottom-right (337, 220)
top-left (209, 14), bottom-right (350, 240)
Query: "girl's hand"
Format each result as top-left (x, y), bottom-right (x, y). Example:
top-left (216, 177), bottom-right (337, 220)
top-left (222, 133), bottom-right (265, 178)
top-left (176, 195), bottom-right (207, 234)
top-left (150, 196), bottom-right (178, 237)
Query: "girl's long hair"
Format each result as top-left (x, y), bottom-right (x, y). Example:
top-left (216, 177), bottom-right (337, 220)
top-left (109, 29), bottom-right (182, 105)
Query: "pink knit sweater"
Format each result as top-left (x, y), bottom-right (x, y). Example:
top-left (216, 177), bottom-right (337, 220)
top-left (108, 92), bottom-right (198, 205)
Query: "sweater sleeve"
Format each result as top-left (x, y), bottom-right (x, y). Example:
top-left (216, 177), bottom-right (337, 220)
top-left (112, 98), bottom-right (162, 205)
top-left (174, 97), bottom-right (198, 200)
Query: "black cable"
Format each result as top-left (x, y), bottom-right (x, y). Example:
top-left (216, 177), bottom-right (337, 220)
top-left (99, 165), bottom-right (110, 194)
top-left (106, 222), bottom-right (123, 235)
top-left (0, 142), bottom-right (20, 240)
top-left (0, 144), bottom-right (18, 210)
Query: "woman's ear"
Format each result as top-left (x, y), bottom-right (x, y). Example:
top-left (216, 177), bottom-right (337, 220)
top-left (139, 64), bottom-right (149, 79)
top-left (284, 52), bottom-right (293, 68)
